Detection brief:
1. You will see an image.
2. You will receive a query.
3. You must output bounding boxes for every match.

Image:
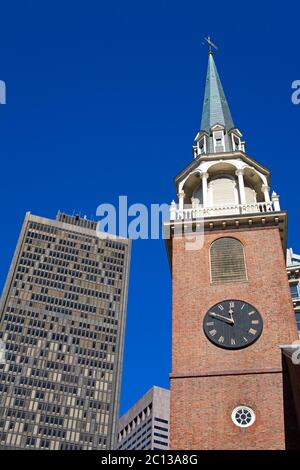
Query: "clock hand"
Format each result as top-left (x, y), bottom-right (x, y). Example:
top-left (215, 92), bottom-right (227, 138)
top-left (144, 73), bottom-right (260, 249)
top-left (209, 312), bottom-right (234, 325)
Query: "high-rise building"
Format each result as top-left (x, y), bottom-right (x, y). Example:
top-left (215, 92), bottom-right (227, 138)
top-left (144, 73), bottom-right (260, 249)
top-left (118, 386), bottom-right (170, 450)
top-left (0, 211), bottom-right (131, 450)
top-left (164, 49), bottom-right (300, 449)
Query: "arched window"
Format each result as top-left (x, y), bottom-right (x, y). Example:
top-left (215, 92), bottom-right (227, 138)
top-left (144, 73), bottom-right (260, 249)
top-left (210, 237), bottom-right (247, 284)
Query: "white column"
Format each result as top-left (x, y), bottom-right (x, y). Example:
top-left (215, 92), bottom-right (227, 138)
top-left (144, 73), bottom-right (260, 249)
top-left (178, 190), bottom-right (185, 212)
top-left (235, 169), bottom-right (246, 205)
top-left (262, 184), bottom-right (271, 204)
top-left (201, 172), bottom-right (209, 207)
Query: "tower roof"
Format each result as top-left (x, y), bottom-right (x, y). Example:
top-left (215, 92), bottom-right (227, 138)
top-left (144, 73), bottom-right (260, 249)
top-left (200, 52), bottom-right (234, 133)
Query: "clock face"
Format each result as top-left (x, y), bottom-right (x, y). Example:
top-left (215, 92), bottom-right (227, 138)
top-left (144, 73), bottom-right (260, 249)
top-left (203, 300), bottom-right (263, 350)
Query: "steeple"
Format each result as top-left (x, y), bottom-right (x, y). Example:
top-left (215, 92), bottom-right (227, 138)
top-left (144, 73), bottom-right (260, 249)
top-left (193, 50), bottom-right (245, 157)
top-left (201, 52), bottom-right (234, 133)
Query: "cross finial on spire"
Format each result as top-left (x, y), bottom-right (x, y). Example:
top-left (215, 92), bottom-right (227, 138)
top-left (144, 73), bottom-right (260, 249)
top-left (203, 36), bottom-right (218, 55)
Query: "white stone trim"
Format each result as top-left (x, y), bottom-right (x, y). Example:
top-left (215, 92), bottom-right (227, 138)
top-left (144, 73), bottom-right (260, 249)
top-left (236, 169), bottom-right (246, 205)
top-left (201, 172), bottom-right (209, 208)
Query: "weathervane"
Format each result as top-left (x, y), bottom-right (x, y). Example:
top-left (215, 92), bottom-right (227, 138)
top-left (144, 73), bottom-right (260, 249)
top-left (203, 36), bottom-right (218, 54)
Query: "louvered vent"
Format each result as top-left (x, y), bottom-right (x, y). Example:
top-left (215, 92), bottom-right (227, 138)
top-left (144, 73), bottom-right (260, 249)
top-left (244, 186), bottom-right (257, 204)
top-left (211, 178), bottom-right (236, 206)
top-left (210, 237), bottom-right (247, 283)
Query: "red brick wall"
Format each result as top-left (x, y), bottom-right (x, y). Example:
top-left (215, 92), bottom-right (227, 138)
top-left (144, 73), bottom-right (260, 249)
top-left (170, 226), bottom-right (299, 449)
top-left (171, 372), bottom-right (288, 450)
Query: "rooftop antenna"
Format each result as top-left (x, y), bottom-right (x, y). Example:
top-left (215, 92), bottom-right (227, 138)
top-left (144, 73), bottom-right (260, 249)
top-left (203, 36), bottom-right (218, 54)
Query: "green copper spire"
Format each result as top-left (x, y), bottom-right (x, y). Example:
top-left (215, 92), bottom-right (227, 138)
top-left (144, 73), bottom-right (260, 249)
top-left (201, 52), bottom-right (234, 133)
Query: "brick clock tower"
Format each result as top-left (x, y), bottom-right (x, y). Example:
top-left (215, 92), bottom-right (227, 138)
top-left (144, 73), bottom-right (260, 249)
top-left (164, 49), bottom-right (300, 450)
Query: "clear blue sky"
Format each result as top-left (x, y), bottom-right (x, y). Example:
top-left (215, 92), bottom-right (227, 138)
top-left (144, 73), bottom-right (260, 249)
top-left (0, 1), bottom-right (299, 415)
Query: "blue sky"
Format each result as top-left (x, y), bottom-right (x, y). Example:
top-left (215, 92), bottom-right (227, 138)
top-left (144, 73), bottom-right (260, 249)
top-left (0, 1), bottom-right (299, 415)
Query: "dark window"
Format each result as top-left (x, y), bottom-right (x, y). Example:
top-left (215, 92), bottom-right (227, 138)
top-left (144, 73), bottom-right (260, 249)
top-left (154, 425), bottom-right (168, 432)
top-left (290, 284), bottom-right (300, 299)
top-left (153, 439), bottom-right (168, 446)
top-left (154, 417), bottom-right (168, 424)
top-left (296, 313), bottom-right (300, 330)
top-left (154, 432), bottom-right (168, 439)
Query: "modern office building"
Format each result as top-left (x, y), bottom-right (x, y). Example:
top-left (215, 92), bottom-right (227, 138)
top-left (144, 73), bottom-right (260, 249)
top-left (0, 211), bottom-right (131, 450)
top-left (118, 386), bottom-right (170, 450)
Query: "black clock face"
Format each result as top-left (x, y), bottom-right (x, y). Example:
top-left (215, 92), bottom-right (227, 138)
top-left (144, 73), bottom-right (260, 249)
top-left (203, 300), bottom-right (263, 350)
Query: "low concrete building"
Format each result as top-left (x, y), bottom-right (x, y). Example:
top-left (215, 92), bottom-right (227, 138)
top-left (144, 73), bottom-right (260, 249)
top-left (118, 386), bottom-right (169, 450)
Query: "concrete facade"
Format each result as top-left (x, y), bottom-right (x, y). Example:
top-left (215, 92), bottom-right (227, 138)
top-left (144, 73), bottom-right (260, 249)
top-left (118, 386), bottom-right (170, 450)
top-left (0, 212), bottom-right (131, 449)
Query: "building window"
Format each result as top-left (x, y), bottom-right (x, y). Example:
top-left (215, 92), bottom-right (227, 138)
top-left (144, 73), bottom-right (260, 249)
top-left (290, 284), bottom-right (300, 299)
top-left (296, 313), bottom-right (300, 330)
top-left (232, 135), bottom-right (240, 151)
top-left (213, 131), bottom-right (225, 152)
top-left (154, 417), bottom-right (168, 424)
top-left (210, 237), bottom-right (247, 284)
top-left (231, 406), bottom-right (255, 428)
top-left (198, 137), bottom-right (206, 155)
top-left (153, 439), bottom-right (168, 446)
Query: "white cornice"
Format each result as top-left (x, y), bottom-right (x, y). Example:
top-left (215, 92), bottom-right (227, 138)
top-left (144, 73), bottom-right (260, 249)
top-left (174, 151), bottom-right (270, 187)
